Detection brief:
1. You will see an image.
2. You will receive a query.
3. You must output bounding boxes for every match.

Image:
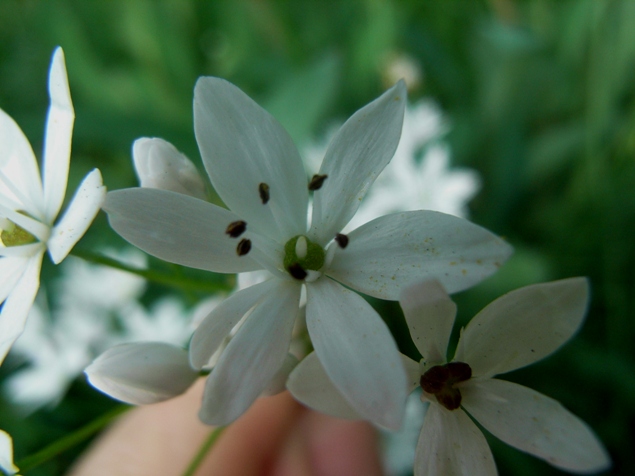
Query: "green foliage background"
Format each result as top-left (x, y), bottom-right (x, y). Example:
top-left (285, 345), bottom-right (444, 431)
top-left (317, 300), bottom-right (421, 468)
top-left (0, 0), bottom-right (633, 474)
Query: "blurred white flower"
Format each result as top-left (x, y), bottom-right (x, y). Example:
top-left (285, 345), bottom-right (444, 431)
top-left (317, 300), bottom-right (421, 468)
top-left (401, 278), bottom-right (611, 475)
top-left (4, 248), bottom-right (195, 411)
top-left (0, 429), bottom-right (18, 475)
top-left (0, 47), bottom-right (106, 364)
top-left (382, 52), bottom-right (423, 91)
top-left (304, 100), bottom-right (480, 231)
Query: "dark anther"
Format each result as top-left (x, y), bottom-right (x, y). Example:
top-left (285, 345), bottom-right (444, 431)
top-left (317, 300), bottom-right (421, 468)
top-left (225, 220), bottom-right (247, 238)
top-left (419, 365), bottom-right (449, 394)
top-left (236, 238), bottom-right (252, 256)
top-left (259, 183), bottom-right (270, 204)
top-left (287, 263), bottom-right (308, 280)
top-left (420, 361), bottom-right (472, 411)
top-left (335, 233), bottom-right (349, 249)
top-left (308, 174), bottom-right (328, 191)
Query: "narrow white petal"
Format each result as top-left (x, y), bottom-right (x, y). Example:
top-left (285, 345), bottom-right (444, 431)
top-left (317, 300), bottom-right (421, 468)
top-left (0, 257), bottom-right (27, 302)
top-left (0, 254), bottom-right (42, 365)
top-left (310, 81), bottom-right (407, 243)
top-left (42, 47), bottom-right (74, 222)
top-left (455, 278), bottom-right (589, 378)
top-left (48, 169), bottom-right (106, 263)
top-left (400, 279), bottom-right (456, 364)
top-left (85, 342), bottom-right (198, 405)
top-left (194, 77), bottom-right (308, 241)
top-left (305, 278), bottom-right (407, 430)
top-left (133, 138), bottom-right (207, 200)
top-left (189, 279), bottom-right (279, 369)
top-left (262, 353), bottom-right (298, 396)
top-left (199, 281), bottom-right (300, 425)
top-left (462, 379), bottom-right (611, 473)
top-left (327, 211), bottom-right (513, 300)
top-left (287, 351), bottom-right (363, 420)
top-left (0, 429), bottom-right (19, 476)
top-left (415, 405), bottom-right (496, 476)
top-left (0, 109), bottom-right (43, 219)
top-left (104, 188), bottom-right (261, 273)
top-left (0, 243), bottom-right (44, 258)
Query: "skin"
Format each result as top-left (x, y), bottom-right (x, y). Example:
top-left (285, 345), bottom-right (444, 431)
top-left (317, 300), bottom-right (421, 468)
top-left (68, 379), bottom-right (383, 476)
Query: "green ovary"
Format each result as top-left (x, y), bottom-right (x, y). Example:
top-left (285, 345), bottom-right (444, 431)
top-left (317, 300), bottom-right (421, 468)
top-left (1, 222), bottom-right (37, 247)
top-left (283, 235), bottom-right (325, 272)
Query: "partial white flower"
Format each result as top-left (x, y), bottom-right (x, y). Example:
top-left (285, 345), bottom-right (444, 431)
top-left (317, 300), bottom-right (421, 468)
top-left (5, 248), bottom-right (192, 411)
top-left (0, 47), bottom-right (106, 364)
top-left (103, 78), bottom-right (512, 429)
top-left (290, 278), bottom-right (611, 475)
top-left (133, 137), bottom-right (207, 200)
top-left (0, 429), bottom-right (18, 476)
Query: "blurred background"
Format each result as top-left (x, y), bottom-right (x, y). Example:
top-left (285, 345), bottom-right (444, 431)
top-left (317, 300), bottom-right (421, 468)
top-left (0, 0), bottom-right (634, 474)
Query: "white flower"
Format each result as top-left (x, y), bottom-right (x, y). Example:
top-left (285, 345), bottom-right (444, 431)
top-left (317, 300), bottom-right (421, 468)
top-left (103, 77), bottom-right (512, 429)
top-left (0, 48), bottom-right (106, 364)
top-left (0, 430), bottom-right (18, 476)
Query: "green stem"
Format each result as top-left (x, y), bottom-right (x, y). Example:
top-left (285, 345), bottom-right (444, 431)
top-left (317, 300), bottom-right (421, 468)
top-left (16, 405), bottom-right (130, 472)
top-left (70, 249), bottom-right (231, 294)
top-left (181, 426), bottom-right (225, 476)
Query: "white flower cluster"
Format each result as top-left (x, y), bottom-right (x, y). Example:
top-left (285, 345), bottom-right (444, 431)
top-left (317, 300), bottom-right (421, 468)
top-left (0, 47), bottom-right (611, 476)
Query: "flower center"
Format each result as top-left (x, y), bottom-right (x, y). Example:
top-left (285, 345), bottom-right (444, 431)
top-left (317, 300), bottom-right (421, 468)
top-left (0, 221), bottom-right (37, 247)
top-left (420, 362), bottom-right (472, 410)
top-left (283, 235), bottom-right (325, 280)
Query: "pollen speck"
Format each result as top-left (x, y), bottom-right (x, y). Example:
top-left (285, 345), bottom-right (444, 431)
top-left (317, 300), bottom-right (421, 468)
top-left (225, 220), bottom-right (247, 238)
top-left (259, 183), bottom-right (270, 204)
top-left (236, 238), bottom-right (252, 256)
top-left (335, 233), bottom-right (349, 249)
top-left (308, 174), bottom-right (328, 191)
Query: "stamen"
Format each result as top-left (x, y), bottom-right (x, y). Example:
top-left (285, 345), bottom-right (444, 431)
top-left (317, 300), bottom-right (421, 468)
top-left (295, 236), bottom-right (308, 259)
top-left (308, 174), bottom-right (328, 191)
top-left (335, 233), bottom-right (349, 249)
top-left (225, 220), bottom-right (247, 238)
top-left (420, 361), bottom-right (472, 411)
top-left (259, 183), bottom-right (270, 204)
top-left (236, 238), bottom-right (252, 256)
top-left (287, 263), bottom-right (307, 280)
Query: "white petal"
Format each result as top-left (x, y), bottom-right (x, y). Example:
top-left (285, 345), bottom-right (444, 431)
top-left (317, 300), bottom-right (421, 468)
top-left (0, 109), bottom-right (43, 219)
top-left (0, 253), bottom-right (42, 364)
top-left (261, 353), bottom-right (298, 396)
top-left (415, 405), bottom-right (496, 476)
top-left (455, 278), bottom-right (589, 378)
top-left (327, 211), bottom-right (513, 300)
top-left (305, 278), bottom-right (407, 430)
top-left (0, 257), bottom-right (27, 302)
top-left (0, 429), bottom-right (19, 475)
top-left (42, 47), bottom-right (75, 222)
top-left (48, 168), bottom-right (106, 263)
top-left (104, 188), bottom-right (261, 273)
top-left (189, 279), bottom-right (279, 369)
top-left (194, 77), bottom-right (308, 242)
top-left (133, 138), bottom-right (207, 200)
top-left (85, 342), bottom-right (198, 405)
top-left (287, 351), bottom-right (363, 420)
top-left (462, 379), bottom-right (611, 473)
top-left (400, 279), bottom-right (456, 364)
top-left (310, 81), bottom-right (407, 243)
top-left (199, 280), bottom-right (300, 425)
